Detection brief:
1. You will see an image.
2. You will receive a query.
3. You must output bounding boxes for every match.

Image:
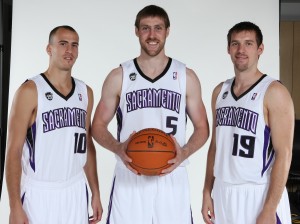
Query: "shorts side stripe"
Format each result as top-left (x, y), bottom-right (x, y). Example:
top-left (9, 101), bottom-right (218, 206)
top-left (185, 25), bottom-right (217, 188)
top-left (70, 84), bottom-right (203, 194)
top-left (106, 176), bottom-right (116, 224)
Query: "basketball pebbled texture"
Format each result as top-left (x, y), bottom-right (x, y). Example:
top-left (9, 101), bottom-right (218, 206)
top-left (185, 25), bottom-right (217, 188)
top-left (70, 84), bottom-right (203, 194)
top-left (126, 128), bottom-right (176, 176)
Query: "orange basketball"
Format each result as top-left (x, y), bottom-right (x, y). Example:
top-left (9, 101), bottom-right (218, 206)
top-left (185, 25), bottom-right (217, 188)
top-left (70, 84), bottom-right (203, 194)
top-left (126, 128), bottom-right (176, 176)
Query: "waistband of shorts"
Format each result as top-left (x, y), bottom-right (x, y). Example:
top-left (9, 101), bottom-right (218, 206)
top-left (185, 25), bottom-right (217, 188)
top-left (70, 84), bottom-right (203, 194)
top-left (215, 178), bottom-right (269, 188)
top-left (22, 171), bottom-right (85, 189)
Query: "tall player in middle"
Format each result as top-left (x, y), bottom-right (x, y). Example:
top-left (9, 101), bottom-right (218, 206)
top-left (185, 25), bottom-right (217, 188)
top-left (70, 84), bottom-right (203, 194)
top-left (92, 5), bottom-right (209, 224)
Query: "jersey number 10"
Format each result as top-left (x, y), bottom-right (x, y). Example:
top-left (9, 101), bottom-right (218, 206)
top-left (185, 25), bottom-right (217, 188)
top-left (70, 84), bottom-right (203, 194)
top-left (74, 133), bottom-right (87, 154)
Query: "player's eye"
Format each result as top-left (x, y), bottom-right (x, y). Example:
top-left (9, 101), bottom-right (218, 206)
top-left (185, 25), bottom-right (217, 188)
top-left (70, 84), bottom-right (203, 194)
top-left (154, 26), bottom-right (163, 32)
top-left (140, 26), bottom-right (150, 32)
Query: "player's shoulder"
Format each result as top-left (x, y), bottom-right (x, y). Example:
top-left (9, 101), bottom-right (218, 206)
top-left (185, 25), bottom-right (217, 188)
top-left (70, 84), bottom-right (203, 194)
top-left (18, 78), bottom-right (37, 95)
top-left (12, 79), bottom-right (38, 109)
top-left (106, 65), bottom-right (123, 82)
top-left (212, 82), bottom-right (224, 98)
top-left (266, 79), bottom-right (291, 100)
top-left (263, 77), bottom-right (293, 110)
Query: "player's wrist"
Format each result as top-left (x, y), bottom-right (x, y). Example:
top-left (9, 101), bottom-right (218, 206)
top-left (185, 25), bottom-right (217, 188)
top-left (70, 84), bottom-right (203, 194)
top-left (261, 201), bottom-right (278, 215)
top-left (181, 146), bottom-right (190, 160)
top-left (9, 199), bottom-right (23, 210)
top-left (202, 188), bottom-right (212, 196)
top-left (90, 189), bottom-right (100, 197)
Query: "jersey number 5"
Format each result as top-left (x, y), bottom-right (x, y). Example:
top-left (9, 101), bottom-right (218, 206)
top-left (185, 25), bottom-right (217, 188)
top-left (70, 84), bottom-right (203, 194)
top-left (232, 134), bottom-right (255, 158)
top-left (166, 116), bottom-right (178, 135)
top-left (74, 133), bottom-right (87, 154)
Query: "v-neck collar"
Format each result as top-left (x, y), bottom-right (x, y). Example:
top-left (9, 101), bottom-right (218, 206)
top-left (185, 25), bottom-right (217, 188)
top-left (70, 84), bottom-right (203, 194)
top-left (231, 74), bottom-right (267, 101)
top-left (41, 73), bottom-right (75, 101)
top-left (133, 57), bottom-right (172, 83)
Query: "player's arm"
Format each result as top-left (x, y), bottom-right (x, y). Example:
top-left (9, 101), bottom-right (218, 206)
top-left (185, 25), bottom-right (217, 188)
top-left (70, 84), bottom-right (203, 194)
top-left (163, 68), bottom-right (209, 173)
top-left (256, 81), bottom-right (294, 224)
top-left (91, 67), bottom-right (137, 174)
top-left (83, 86), bottom-right (103, 223)
top-left (201, 82), bottom-right (222, 224)
top-left (183, 68), bottom-right (209, 156)
top-left (5, 81), bottom-right (37, 224)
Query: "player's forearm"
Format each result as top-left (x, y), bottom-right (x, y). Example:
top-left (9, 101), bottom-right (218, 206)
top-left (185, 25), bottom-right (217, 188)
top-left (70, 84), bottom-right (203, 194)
top-left (84, 143), bottom-right (101, 196)
top-left (6, 152), bottom-right (23, 209)
top-left (92, 125), bottom-right (120, 154)
top-left (85, 169), bottom-right (100, 197)
top-left (84, 166), bottom-right (100, 200)
top-left (262, 150), bottom-right (291, 212)
top-left (203, 144), bottom-right (216, 195)
top-left (182, 126), bottom-right (209, 158)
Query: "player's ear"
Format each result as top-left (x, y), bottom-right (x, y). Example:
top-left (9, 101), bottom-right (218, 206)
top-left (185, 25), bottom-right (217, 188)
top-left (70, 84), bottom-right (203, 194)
top-left (135, 27), bottom-right (139, 37)
top-left (166, 27), bottom-right (170, 38)
top-left (257, 43), bottom-right (264, 56)
top-left (46, 44), bottom-right (52, 56)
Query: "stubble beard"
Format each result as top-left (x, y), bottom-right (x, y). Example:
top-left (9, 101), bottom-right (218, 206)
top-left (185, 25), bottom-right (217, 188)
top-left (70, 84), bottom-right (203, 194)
top-left (141, 39), bottom-right (165, 57)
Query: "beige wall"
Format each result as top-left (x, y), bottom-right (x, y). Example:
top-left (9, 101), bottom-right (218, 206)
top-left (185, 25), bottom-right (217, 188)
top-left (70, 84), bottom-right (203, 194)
top-left (280, 21), bottom-right (300, 119)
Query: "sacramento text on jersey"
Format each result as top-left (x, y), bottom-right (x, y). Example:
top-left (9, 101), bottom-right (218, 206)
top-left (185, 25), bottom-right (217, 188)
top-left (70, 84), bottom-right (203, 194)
top-left (126, 88), bottom-right (181, 114)
top-left (216, 106), bottom-right (258, 134)
top-left (42, 107), bottom-right (87, 132)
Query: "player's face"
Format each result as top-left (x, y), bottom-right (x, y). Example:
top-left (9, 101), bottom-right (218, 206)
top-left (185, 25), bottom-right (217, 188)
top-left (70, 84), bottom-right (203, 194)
top-left (47, 28), bottom-right (79, 71)
top-left (136, 16), bottom-right (169, 57)
top-left (227, 30), bottom-right (263, 73)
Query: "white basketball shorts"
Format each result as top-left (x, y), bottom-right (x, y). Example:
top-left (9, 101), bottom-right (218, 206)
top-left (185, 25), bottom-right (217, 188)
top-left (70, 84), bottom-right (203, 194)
top-left (212, 178), bottom-right (291, 224)
top-left (21, 171), bottom-right (89, 224)
top-left (106, 163), bottom-right (193, 224)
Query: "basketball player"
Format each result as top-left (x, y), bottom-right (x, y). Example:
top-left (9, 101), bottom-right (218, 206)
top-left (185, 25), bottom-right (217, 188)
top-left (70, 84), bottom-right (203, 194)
top-left (201, 21), bottom-right (294, 224)
top-left (92, 5), bottom-right (209, 224)
top-left (5, 26), bottom-right (102, 224)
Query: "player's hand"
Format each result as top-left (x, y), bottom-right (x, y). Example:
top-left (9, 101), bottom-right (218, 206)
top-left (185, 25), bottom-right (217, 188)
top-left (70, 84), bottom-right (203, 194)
top-left (160, 135), bottom-right (186, 175)
top-left (256, 209), bottom-right (277, 224)
top-left (201, 191), bottom-right (215, 224)
top-left (117, 132), bottom-right (139, 175)
top-left (9, 206), bottom-right (29, 224)
top-left (89, 193), bottom-right (103, 224)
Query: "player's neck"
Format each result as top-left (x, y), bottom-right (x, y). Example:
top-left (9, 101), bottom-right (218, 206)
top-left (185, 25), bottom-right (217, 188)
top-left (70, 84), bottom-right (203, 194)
top-left (233, 70), bottom-right (263, 96)
top-left (136, 55), bottom-right (169, 79)
top-left (44, 69), bottom-right (73, 95)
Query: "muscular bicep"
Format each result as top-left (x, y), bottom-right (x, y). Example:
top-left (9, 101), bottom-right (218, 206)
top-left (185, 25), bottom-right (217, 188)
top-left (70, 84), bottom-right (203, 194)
top-left (92, 68), bottom-right (122, 128)
top-left (265, 82), bottom-right (294, 154)
top-left (209, 83), bottom-right (223, 145)
top-left (7, 81), bottom-right (37, 154)
top-left (186, 68), bottom-right (208, 128)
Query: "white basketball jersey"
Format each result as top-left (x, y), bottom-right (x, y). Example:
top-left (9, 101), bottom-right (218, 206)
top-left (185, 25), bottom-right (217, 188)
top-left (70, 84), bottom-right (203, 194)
top-left (117, 58), bottom-right (187, 163)
top-left (214, 75), bottom-right (276, 184)
top-left (22, 74), bottom-right (88, 182)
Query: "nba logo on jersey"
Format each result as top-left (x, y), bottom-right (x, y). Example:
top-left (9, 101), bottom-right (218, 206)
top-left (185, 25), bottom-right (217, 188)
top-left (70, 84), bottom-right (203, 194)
top-left (45, 92), bottom-right (53, 101)
top-left (251, 93), bottom-right (258, 100)
top-left (173, 72), bottom-right (177, 80)
top-left (78, 94), bottom-right (82, 101)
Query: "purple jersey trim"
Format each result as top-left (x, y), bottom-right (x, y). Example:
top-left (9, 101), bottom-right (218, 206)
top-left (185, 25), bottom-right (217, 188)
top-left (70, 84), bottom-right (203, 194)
top-left (106, 176), bottom-right (116, 224)
top-left (261, 125), bottom-right (274, 176)
top-left (116, 107), bottom-right (123, 141)
top-left (276, 213), bottom-right (282, 224)
top-left (21, 192), bottom-right (26, 205)
top-left (26, 122), bottom-right (37, 171)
